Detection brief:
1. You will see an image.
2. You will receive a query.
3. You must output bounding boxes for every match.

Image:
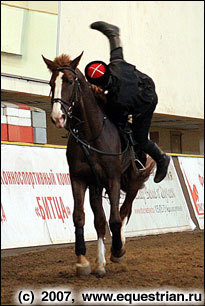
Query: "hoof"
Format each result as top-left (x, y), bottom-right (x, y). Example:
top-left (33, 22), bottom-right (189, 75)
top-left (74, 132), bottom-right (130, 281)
top-left (76, 263), bottom-right (91, 276)
top-left (92, 267), bottom-right (106, 278)
top-left (110, 254), bottom-right (123, 263)
top-left (111, 247), bottom-right (126, 260)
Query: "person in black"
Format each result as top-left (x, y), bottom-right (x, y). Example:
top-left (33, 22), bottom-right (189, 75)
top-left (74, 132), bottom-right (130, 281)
top-left (85, 21), bottom-right (170, 183)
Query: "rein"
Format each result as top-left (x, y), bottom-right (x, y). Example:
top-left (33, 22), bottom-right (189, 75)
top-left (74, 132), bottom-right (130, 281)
top-left (67, 121), bottom-right (130, 156)
top-left (52, 66), bottom-right (129, 157)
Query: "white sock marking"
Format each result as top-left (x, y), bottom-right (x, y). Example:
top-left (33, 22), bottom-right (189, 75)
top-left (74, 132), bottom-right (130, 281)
top-left (121, 217), bottom-right (127, 247)
top-left (96, 238), bottom-right (106, 268)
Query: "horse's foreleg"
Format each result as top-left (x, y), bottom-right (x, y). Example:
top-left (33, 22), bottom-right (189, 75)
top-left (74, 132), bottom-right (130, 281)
top-left (108, 180), bottom-right (125, 262)
top-left (89, 186), bottom-right (106, 277)
top-left (72, 179), bottom-right (91, 276)
top-left (75, 228), bottom-right (91, 275)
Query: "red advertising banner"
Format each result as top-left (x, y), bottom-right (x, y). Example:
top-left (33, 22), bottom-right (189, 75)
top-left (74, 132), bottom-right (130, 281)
top-left (178, 157), bottom-right (204, 229)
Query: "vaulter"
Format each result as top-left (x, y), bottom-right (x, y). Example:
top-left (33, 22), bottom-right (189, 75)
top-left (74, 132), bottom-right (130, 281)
top-left (85, 21), bottom-right (170, 183)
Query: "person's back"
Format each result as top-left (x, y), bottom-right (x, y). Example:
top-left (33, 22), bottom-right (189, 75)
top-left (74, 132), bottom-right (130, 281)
top-left (109, 59), bottom-right (158, 114)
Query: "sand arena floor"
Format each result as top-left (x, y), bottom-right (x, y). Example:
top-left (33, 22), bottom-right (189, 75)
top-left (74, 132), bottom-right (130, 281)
top-left (1, 230), bottom-right (204, 305)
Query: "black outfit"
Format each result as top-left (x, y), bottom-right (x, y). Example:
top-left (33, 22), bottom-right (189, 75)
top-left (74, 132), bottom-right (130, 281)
top-left (106, 47), bottom-right (157, 151)
top-left (89, 21), bottom-right (170, 183)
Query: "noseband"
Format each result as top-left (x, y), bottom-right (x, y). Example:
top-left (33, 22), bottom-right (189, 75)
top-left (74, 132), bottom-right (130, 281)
top-left (51, 67), bottom-right (81, 114)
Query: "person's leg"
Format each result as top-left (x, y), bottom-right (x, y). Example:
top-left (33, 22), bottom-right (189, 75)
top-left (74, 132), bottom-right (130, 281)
top-left (110, 47), bottom-right (124, 61)
top-left (132, 107), bottom-right (170, 183)
top-left (90, 21), bottom-right (123, 61)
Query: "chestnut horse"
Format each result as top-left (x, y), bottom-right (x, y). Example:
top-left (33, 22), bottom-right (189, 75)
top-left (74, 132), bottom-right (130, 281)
top-left (42, 52), bottom-right (154, 276)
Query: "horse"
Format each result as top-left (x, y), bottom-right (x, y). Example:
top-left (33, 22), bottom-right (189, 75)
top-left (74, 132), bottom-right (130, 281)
top-left (42, 52), bottom-right (155, 277)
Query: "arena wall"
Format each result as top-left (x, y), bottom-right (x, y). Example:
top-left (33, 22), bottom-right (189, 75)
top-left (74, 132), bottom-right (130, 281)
top-left (58, 1), bottom-right (203, 119)
top-left (1, 1), bottom-right (58, 80)
top-left (1, 1), bottom-right (203, 156)
top-left (1, 142), bottom-right (203, 249)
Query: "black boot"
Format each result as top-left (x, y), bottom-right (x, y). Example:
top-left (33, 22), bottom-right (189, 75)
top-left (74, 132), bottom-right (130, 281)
top-left (142, 140), bottom-right (170, 183)
top-left (90, 21), bottom-right (121, 51)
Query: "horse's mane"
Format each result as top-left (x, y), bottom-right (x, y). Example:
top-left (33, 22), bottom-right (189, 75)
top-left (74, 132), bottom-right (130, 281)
top-left (89, 84), bottom-right (107, 105)
top-left (53, 54), bottom-right (71, 67)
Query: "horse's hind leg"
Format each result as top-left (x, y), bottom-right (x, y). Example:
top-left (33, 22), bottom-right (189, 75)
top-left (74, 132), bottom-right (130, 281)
top-left (89, 186), bottom-right (106, 277)
top-left (120, 158), bottom-right (155, 248)
top-left (107, 180), bottom-right (125, 262)
top-left (120, 189), bottom-right (138, 249)
top-left (120, 166), bottom-right (142, 249)
top-left (72, 178), bottom-right (91, 276)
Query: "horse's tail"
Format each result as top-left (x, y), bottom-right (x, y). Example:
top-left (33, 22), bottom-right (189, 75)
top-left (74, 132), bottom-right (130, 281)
top-left (136, 157), bottom-right (156, 190)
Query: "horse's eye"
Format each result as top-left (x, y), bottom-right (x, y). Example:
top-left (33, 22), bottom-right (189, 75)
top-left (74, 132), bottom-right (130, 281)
top-left (68, 79), bottom-right (73, 85)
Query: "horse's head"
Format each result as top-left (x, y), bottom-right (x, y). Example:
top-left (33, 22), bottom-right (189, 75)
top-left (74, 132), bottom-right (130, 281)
top-left (42, 52), bottom-right (83, 128)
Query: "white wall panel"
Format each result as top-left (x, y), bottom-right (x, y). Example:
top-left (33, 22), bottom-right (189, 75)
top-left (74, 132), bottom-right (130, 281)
top-left (58, 1), bottom-right (203, 119)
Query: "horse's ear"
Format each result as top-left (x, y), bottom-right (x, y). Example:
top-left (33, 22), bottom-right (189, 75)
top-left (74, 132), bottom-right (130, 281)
top-left (70, 51), bottom-right (84, 69)
top-left (42, 55), bottom-right (56, 71)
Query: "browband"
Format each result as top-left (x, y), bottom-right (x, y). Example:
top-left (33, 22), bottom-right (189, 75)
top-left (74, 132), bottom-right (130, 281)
top-left (54, 67), bottom-right (77, 75)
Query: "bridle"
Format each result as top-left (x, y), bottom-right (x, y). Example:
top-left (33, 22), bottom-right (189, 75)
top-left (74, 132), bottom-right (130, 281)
top-left (50, 66), bottom-right (129, 157)
top-left (51, 67), bottom-right (81, 117)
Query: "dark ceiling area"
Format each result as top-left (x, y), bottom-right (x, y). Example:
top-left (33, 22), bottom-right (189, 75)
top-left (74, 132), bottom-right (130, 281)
top-left (1, 90), bottom-right (203, 131)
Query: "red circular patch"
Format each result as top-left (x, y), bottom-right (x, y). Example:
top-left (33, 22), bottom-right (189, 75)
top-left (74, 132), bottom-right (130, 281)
top-left (87, 63), bottom-right (106, 78)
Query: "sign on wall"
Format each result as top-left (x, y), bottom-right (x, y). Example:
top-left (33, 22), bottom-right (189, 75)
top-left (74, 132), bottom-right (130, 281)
top-left (178, 157), bottom-right (204, 229)
top-left (1, 144), bottom-right (96, 249)
top-left (103, 158), bottom-right (196, 237)
top-left (1, 144), bottom-right (199, 249)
